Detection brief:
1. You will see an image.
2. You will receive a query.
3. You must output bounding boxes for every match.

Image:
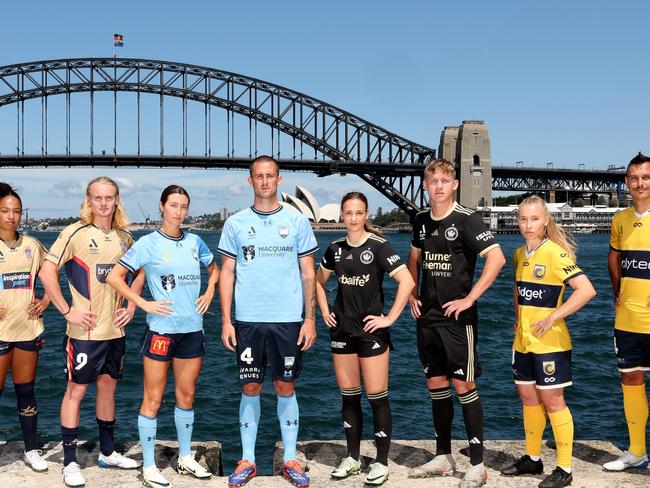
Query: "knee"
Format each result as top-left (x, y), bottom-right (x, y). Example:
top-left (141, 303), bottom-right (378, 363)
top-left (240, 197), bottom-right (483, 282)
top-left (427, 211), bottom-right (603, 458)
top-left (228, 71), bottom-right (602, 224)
top-left (427, 376), bottom-right (451, 390)
top-left (243, 383), bottom-right (263, 397)
top-left (141, 393), bottom-right (163, 417)
top-left (96, 376), bottom-right (117, 395)
top-left (175, 387), bottom-right (196, 409)
top-left (452, 380), bottom-right (476, 395)
top-left (14, 381), bottom-right (37, 412)
top-left (66, 383), bottom-right (88, 403)
top-left (621, 372), bottom-right (645, 386)
top-left (274, 381), bottom-right (295, 397)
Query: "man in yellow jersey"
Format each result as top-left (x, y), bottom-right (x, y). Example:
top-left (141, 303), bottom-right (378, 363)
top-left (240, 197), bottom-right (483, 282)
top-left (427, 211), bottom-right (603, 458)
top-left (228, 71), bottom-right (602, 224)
top-left (39, 177), bottom-right (143, 487)
top-left (604, 153), bottom-right (650, 471)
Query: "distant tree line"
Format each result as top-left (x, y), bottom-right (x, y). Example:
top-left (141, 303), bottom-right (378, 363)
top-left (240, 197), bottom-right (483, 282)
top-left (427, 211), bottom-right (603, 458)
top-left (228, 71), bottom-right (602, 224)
top-left (371, 207), bottom-right (410, 226)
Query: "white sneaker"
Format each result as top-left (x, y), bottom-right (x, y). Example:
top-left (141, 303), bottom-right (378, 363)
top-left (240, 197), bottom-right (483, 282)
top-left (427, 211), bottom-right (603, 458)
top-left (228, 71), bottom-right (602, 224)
top-left (459, 462), bottom-right (487, 488)
top-left (331, 456), bottom-right (362, 479)
top-left (24, 449), bottom-right (48, 472)
top-left (408, 453), bottom-right (456, 477)
top-left (603, 450), bottom-right (649, 471)
top-left (365, 462), bottom-right (389, 486)
top-left (143, 466), bottom-right (171, 487)
top-left (176, 454), bottom-right (212, 478)
top-left (98, 450), bottom-right (142, 469)
top-left (62, 462), bottom-right (86, 487)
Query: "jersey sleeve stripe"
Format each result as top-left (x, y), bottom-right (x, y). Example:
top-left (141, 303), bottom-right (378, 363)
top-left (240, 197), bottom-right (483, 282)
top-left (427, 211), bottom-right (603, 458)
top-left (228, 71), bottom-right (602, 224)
top-left (388, 264), bottom-right (406, 277)
top-left (298, 245), bottom-right (319, 257)
top-left (319, 263), bottom-right (334, 272)
top-left (217, 247), bottom-right (237, 259)
top-left (563, 270), bottom-right (585, 285)
top-left (118, 259), bottom-right (136, 273)
top-left (479, 243), bottom-right (500, 256)
top-left (609, 244), bottom-right (621, 252)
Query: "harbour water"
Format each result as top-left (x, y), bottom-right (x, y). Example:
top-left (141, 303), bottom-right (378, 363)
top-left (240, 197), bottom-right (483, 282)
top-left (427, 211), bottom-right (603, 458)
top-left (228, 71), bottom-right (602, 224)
top-left (0, 231), bottom-right (629, 474)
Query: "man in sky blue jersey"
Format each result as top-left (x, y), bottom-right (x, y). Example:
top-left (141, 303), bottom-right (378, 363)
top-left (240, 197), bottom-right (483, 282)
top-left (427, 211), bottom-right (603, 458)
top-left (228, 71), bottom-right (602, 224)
top-left (219, 155), bottom-right (318, 488)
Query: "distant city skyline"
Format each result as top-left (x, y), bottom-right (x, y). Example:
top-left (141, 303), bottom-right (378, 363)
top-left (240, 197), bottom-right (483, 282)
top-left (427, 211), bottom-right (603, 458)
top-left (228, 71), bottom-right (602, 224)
top-left (1, 1), bottom-right (648, 217)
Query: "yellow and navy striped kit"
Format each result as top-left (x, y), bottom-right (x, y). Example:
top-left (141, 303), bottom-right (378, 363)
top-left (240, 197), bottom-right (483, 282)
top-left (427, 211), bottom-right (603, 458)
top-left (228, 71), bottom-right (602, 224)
top-left (513, 239), bottom-right (584, 354)
top-left (45, 222), bottom-right (133, 341)
top-left (610, 207), bottom-right (650, 334)
top-left (0, 234), bottom-right (46, 341)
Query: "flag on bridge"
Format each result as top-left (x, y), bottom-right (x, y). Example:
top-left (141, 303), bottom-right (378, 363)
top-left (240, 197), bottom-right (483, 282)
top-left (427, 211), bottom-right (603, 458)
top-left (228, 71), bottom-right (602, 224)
top-left (114, 34), bottom-right (124, 47)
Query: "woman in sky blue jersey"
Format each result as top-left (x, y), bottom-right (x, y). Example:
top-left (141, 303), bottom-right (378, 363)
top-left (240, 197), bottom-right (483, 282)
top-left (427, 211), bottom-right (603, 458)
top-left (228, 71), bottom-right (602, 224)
top-left (107, 185), bottom-right (219, 488)
top-left (316, 192), bottom-right (414, 486)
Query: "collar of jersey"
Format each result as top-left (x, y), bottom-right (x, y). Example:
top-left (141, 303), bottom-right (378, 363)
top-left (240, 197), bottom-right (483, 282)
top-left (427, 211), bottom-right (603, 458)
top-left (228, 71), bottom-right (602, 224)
top-left (633, 207), bottom-right (650, 219)
top-left (156, 228), bottom-right (185, 241)
top-left (346, 232), bottom-right (370, 248)
top-left (0, 232), bottom-right (21, 248)
top-left (429, 201), bottom-right (457, 221)
top-left (251, 205), bottom-right (282, 216)
top-left (525, 238), bottom-right (549, 258)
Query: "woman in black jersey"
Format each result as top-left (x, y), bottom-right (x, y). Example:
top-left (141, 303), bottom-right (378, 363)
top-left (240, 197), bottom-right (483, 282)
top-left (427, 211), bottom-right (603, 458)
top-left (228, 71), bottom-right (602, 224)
top-left (0, 182), bottom-right (50, 472)
top-left (316, 192), bottom-right (414, 486)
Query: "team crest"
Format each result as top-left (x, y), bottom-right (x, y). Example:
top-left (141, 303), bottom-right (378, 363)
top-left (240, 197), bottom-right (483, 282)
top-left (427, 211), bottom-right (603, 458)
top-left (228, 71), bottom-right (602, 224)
top-left (160, 274), bottom-right (176, 291)
top-left (278, 226), bottom-right (289, 239)
top-left (360, 250), bottom-right (374, 264)
top-left (533, 264), bottom-right (546, 279)
top-left (284, 356), bottom-right (295, 368)
top-left (24, 247), bottom-right (33, 260)
top-left (444, 226), bottom-right (459, 241)
top-left (242, 245), bottom-right (256, 262)
top-left (543, 361), bottom-right (556, 376)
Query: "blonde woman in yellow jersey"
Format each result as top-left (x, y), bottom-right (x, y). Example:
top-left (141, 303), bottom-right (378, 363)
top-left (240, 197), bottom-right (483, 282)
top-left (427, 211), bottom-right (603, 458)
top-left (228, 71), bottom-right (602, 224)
top-left (0, 182), bottom-right (50, 472)
top-left (500, 195), bottom-right (595, 488)
top-left (603, 153), bottom-right (650, 472)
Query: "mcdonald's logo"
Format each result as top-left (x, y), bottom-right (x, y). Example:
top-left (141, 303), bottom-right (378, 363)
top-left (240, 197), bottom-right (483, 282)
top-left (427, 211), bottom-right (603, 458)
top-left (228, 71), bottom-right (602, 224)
top-left (149, 335), bottom-right (171, 355)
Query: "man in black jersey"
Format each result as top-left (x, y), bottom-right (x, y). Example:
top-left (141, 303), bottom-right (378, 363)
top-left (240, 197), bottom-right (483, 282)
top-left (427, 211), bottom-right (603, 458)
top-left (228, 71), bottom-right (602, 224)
top-left (407, 159), bottom-right (505, 488)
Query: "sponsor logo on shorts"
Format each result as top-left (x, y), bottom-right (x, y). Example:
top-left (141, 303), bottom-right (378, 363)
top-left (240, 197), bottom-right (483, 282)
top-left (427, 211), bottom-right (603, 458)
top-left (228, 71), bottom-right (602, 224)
top-left (239, 366), bottom-right (261, 380)
top-left (285, 356), bottom-right (295, 368)
top-left (543, 361), bottom-right (556, 375)
top-left (95, 263), bottom-right (115, 284)
top-left (372, 342), bottom-right (380, 350)
top-left (243, 245), bottom-right (256, 262)
top-left (360, 250), bottom-right (374, 264)
top-left (150, 335), bottom-right (171, 355)
top-left (338, 274), bottom-right (370, 286)
top-left (160, 274), bottom-right (176, 291)
top-left (278, 226), bottom-right (289, 239)
top-left (0, 271), bottom-right (32, 290)
top-left (331, 341), bottom-right (346, 349)
top-left (283, 370), bottom-right (293, 378)
top-left (445, 226), bottom-right (458, 241)
top-left (454, 368), bottom-right (464, 375)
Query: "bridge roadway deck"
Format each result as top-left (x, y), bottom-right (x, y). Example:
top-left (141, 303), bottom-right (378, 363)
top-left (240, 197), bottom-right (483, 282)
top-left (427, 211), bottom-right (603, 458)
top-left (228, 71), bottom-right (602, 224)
top-left (0, 439), bottom-right (647, 487)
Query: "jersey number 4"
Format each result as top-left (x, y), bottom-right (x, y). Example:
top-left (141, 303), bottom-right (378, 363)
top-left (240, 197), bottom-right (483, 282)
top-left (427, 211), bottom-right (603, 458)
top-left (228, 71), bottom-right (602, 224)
top-left (240, 347), bottom-right (254, 365)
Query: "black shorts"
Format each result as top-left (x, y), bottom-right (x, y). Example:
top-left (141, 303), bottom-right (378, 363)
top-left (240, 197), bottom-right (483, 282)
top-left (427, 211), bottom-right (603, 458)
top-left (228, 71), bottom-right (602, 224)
top-left (0, 337), bottom-right (43, 356)
top-left (417, 324), bottom-right (481, 382)
top-left (63, 336), bottom-right (126, 384)
top-left (614, 329), bottom-right (650, 372)
top-left (329, 326), bottom-right (392, 358)
top-left (139, 327), bottom-right (205, 362)
top-left (513, 350), bottom-right (572, 389)
top-left (235, 321), bottom-right (303, 384)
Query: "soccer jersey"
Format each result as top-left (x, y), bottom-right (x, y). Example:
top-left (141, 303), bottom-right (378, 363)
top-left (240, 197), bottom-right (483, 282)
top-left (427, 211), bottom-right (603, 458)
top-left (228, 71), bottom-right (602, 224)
top-left (513, 239), bottom-right (584, 354)
top-left (610, 207), bottom-right (650, 333)
top-left (0, 234), bottom-right (46, 341)
top-left (118, 229), bottom-right (214, 334)
top-left (411, 202), bottom-right (499, 327)
top-left (320, 233), bottom-right (405, 332)
top-left (46, 221), bottom-right (134, 340)
top-left (218, 206), bottom-right (318, 322)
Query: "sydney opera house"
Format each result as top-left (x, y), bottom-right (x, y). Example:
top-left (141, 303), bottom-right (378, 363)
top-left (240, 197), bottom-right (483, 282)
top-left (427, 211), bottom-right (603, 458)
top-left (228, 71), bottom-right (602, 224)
top-left (280, 186), bottom-right (341, 223)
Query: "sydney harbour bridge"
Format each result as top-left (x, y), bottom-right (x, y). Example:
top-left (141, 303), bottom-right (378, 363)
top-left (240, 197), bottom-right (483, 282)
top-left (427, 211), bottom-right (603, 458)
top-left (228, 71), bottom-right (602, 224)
top-left (0, 58), bottom-right (627, 217)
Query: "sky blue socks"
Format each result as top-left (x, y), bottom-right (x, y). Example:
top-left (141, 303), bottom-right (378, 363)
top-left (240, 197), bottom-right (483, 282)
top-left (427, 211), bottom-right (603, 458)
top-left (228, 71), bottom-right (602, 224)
top-left (240, 394), bottom-right (261, 463)
top-left (138, 414), bottom-right (157, 468)
top-left (174, 406), bottom-right (194, 457)
top-left (277, 393), bottom-right (299, 462)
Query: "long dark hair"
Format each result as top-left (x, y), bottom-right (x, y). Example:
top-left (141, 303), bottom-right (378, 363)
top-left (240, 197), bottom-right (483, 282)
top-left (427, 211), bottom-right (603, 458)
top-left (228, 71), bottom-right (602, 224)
top-left (160, 185), bottom-right (191, 205)
top-left (0, 182), bottom-right (22, 208)
top-left (341, 192), bottom-right (383, 237)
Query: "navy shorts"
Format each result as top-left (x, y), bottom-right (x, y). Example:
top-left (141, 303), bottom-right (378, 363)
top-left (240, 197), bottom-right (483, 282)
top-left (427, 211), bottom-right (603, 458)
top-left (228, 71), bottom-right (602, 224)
top-left (417, 324), bottom-right (481, 382)
top-left (0, 337), bottom-right (43, 356)
top-left (235, 321), bottom-right (303, 384)
top-left (614, 329), bottom-right (650, 372)
top-left (63, 336), bottom-right (126, 384)
top-left (329, 326), bottom-right (392, 358)
top-left (513, 350), bottom-right (572, 389)
top-left (139, 327), bottom-right (205, 362)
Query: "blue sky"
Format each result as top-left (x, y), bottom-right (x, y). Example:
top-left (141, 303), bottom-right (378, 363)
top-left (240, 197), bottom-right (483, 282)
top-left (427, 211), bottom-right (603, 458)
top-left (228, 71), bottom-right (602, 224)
top-left (1, 1), bottom-right (649, 218)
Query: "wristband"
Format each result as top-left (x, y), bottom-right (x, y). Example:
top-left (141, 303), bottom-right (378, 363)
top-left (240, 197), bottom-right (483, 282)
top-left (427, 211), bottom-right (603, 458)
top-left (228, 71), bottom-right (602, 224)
top-left (63, 305), bottom-right (72, 316)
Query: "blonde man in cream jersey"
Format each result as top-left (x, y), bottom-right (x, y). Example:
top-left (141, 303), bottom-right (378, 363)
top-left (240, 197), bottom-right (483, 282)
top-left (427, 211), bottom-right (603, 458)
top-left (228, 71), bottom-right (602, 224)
top-left (40, 177), bottom-right (143, 487)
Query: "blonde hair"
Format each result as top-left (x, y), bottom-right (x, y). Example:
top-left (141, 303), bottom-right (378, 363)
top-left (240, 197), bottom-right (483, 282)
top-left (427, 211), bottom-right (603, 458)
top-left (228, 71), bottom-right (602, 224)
top-left (424, 158), bottom-right (456, 179)
top-left (519, 195), bottom-right (576, 260)
top-left (80, 176), bottom-right (129, 229)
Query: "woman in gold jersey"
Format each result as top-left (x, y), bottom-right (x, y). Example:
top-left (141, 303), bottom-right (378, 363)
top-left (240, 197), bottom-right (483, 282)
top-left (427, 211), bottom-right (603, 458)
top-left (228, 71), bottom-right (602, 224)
top-left (500, 195), bottom-right (595, 488)
top-left (0, 182), bottom-right (50, 472)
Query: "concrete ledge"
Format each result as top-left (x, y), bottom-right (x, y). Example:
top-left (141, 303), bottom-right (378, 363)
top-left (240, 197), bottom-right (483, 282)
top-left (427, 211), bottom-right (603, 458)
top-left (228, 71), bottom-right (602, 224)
top-left (0, 439), bottom-right (649, 487)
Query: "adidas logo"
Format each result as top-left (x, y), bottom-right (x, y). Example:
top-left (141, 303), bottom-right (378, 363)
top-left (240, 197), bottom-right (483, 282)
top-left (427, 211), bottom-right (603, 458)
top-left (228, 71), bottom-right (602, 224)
top-left (372, 342), bottom-right (380, 350)
top-left (454, 368), bottom-right (464, 375)
top-left (432, 229), bottom-right (439, 236)
top-left (346, 254), bottom-right (353, 260)
top-left (375, 431), bottom-right (388, 438)
top-left (469, 437), bottom-right (481, 445)
top-left (343, 421), bottom-right (352, 428)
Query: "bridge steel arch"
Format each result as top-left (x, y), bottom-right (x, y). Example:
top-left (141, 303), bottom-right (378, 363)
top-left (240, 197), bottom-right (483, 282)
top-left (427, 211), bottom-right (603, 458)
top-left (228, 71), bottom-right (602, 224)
top-left (0, 58), bottom-right (435, 215)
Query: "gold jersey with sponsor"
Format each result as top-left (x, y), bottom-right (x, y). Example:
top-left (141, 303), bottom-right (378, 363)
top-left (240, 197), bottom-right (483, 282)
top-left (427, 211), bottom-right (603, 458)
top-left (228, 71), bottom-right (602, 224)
top-left (513, 239), bottom-right (584, 354)
top-left (45, 221), bottom-right (133, 340)
top-left (0, 235), bottom-right (46, 341)
top-left (610, 207), bottom-right (650, 334)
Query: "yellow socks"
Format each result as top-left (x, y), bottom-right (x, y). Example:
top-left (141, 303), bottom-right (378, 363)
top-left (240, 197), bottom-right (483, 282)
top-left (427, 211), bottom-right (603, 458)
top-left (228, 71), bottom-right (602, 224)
top-left (622, 383), bottom-right (648, 457)
top-left (549, 407), bottom-right (573, 471)
top-left (523, 403), bottom-right (547, 458)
